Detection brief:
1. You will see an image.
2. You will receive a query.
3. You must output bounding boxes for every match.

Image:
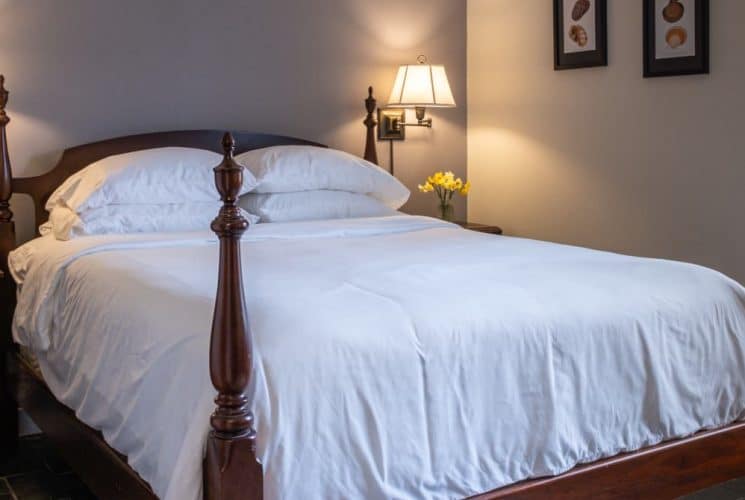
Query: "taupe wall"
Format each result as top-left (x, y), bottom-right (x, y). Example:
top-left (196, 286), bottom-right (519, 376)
top-left (468, 0), bottom-right (745, 283)
top-left (3, 0), bottom-right (466, 241)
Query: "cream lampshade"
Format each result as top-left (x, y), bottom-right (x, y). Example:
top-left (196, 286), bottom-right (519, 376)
top-left (387, 55), bottom-right (455, 127)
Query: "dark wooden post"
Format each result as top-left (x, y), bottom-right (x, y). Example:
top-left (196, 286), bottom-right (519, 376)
top-left (0, 74), bottom-right (19, 458)
top-left (203, 133), bottom-right (263, 500)
top-left (363, 86), bottom-right (379, 165)
top-left (0, 75), bottom-right (14, 284)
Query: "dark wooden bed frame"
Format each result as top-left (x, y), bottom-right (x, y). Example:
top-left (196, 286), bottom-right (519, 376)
top-left (2, 78), bottom-right (745, 499)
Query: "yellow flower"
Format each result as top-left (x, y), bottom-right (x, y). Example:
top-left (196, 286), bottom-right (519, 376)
top-left (428, 172), bottom-right (445, 186)
top-left (418, 182), bottom-right (434, 193)
top-left (420, 171), bottom-right (470, 197)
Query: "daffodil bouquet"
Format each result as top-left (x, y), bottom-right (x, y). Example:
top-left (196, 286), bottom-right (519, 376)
top-left (418, 171), bottom-right (470, 221)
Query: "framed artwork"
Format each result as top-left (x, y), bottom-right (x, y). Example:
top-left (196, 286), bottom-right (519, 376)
top-left (553, 0), bottom-right (608, 70)
top-left (644, 0), bottom-right (709, 77)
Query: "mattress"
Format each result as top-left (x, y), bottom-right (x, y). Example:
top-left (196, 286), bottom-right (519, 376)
top-left (9, 215), bottom-right (745, 500)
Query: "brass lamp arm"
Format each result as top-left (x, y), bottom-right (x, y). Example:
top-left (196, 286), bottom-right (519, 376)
top-left (401, 106), bottom-right (433, 128)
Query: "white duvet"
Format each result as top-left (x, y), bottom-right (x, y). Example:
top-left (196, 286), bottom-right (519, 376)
top-left (9, 215), bottom-right (745, 499)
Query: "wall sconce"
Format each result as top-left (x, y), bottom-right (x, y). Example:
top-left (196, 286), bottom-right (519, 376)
top-left (378, 55), bottom-right (456, 141)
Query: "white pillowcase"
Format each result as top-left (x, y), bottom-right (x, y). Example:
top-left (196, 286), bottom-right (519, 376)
top-left (235, 146), bottom-right (410, 209)
top-left (44, 203), bottom-right (259, 241)
top-left (238, 190), bottom-right (398, 223)
top-left (46, 147), bottom-right (258, 213)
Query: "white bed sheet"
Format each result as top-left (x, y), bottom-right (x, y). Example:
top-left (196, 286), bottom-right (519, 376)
top-left (9, 215), bottom-right (745, 499)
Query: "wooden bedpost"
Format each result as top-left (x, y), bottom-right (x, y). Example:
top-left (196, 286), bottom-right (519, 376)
top-left (363, 86), bottom-right (379, 165)
top-left (0, 74), bottom-right (19, 458)
top-left (203, 133), bottom-right (263, 500)
top-left (0, 74), bottom-right (15, 309)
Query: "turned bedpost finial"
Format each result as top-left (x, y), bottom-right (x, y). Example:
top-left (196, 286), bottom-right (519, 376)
top-left (212, 132), bottom-right (244, 210)
top-left (0, 76), bottom-right (8, 122)
top-left (365, 86), bottom-right (375, 112)
top-left (205, 132), bottom-right (263, 500)
top-left (0, 74), bottom-right (13, 225)
top-left (221, 131), bottom-right (235, 157)
top-left (363, 85), bottom-right (379, 165)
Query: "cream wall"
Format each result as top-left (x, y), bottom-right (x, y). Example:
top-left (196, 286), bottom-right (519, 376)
top-left (468, 1), bottom-right (745, 283)
top-left (2, 0), bottom-right (466, 242)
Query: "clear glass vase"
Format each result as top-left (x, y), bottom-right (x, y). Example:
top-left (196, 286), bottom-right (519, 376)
top-left (438, 201), bottom-right (455, 221)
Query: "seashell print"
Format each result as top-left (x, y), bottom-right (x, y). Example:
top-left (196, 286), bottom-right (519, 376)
top-left (665, 27), bottom-right (687, 48)
top-left (569, 25), bottom-right (588, 47)
top-left (662, 0), bottom-right (685, 23)
top-left (572, 0), bottom-right (591, 21)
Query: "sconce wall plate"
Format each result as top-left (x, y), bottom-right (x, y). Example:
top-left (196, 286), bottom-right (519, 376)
top-left (377, 108), bottom-right (406, 141)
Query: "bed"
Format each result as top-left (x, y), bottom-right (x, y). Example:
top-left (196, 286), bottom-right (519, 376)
top-left (2, 80), bottom-right (745, 499)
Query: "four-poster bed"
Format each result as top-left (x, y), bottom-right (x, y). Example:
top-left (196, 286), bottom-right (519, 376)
top-left (2, 78), bottom-right (745, 499)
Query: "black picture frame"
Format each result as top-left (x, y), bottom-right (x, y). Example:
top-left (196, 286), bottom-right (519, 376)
top-left (554, 0), bottom-right (608, 70)
top-left (643, 0), bottom-right (709, 78)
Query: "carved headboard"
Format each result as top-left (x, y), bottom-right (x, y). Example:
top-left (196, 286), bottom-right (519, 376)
top-left (6, 85), bottom-right (381, 232)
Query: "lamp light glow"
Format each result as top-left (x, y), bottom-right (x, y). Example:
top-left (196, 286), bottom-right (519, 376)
top-left (386, 55), bottom-right (455, 127)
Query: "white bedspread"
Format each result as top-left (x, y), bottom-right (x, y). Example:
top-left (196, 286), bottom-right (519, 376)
top-left (9, 215), bottom-right (745, 499)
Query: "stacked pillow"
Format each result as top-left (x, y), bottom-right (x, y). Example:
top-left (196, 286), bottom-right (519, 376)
top-left (41, 144), bottom-right (410, 240)
top-left (235, 146), bottom-right (409, 223)
top-left (43, 147), bottom-right (258, 240)
top-left (238, 190), bottom-right (397, 223)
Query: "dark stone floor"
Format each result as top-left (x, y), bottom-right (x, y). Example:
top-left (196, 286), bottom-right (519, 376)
top-left (680, 478), bottom-right (745, 500)
top-left (0, 435), bottom-right (95, 500)
top-left (681, 478), bottom-right (745, 500)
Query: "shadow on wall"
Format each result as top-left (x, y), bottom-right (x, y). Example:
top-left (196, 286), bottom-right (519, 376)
top-left (7, 111), bottom-right (65, 243)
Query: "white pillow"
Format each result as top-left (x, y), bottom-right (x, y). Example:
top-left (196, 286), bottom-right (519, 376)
top-left (44, 203), bottom-right (259, 241)
top-left (235, 146), bottom-right (410, 209)
top-left (238, 190), bottom-right (398, 223)
top-left (46, 147), bottom-right (258, 213)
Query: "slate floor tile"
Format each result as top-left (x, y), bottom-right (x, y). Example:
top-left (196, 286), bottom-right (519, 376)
top-left (678, 481), bottom-right (745, 500)
top-left (723, 477), bottom-right (745, 495)
top-left (3, 435), bottom-right (96, 499)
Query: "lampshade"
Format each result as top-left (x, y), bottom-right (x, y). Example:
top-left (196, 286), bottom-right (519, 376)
top-left (387, 62), bottom-right (456, 108)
